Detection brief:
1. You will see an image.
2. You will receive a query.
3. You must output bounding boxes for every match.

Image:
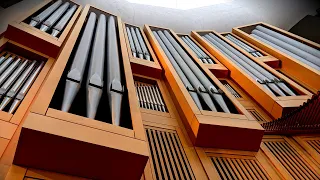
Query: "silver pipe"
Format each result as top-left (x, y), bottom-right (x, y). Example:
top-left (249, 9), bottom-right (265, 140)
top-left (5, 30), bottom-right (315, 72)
top-left (0, 60), bottom-right (29, 96)
top-left (154, 85), bottom-right (166, 112)
top-left (226, 35), bottom-right (251, 52)
top-left (145, 85), bottom-right (157, 110)
top-left (185, 36), bottom-right (210, 59)
top-left (40, 2), bottom-right (69, 32)
top-left (252, 30), bottom-right (320, 67)
top-left (135, 27), bottom-right (151, 61)
top-left (227, 34), bottom-right (256, 53)
top-left (181, 36), bottom-right (203, 59)
top-left (61, 12), bottom-right (96, 112)
top-left (30, 0), bottom-right (62, 27)
top-left (150, 85), bottom-right (163, 112)
top-left (126, 27), bottom-right (137, 58)
top-left (153, 31), bottom-right (203, 110)
top-left (141, 85), bottom-right (151, 109)
top-left (157, 31), bottom-right (218, 111)
top-left (0, 56), bottom-right (14, 75)
top-left (256, 25), bottom-right (320, 59)
top-left (256, 52), bottom-right (263, 57)
top-left (0, 55), bottom-right (6, 65)
top-left (5, 61), bottom-right (44, 113)
top-left (0, 59), bottom-right (22, 86)
top-left (163, 31), bottom-right (230, 112)
top-left (51, 4), bottom-right (77, 37)
top-left (208, 33), bottom-right (294, 96)
top-left (107, 16), bottom-right (124, 126)
top-left (252, 34), bottom-right (320, 71)
top-left (138, 85), bottom-right (148, 109)
top-left (134, 82), bottom-right (143, 108)
top-left (203, 35), bottom-right (276, 96)
top-left (86, 14), bottom-right (106, 119)
top-left (130, 27), bottom-right (143, 59)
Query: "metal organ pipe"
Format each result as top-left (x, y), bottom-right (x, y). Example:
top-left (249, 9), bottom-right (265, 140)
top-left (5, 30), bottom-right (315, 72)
top-left (130, 27), bottom-right (144, 59)
top-left (52, 4), bottom-right (77, 37)
top-left (30, 0), bottom-right (62, 27)
top-left (135, 28), bottom-right (151, 61)
top-left (126, 27), bottom-right (137, 58)
top-left (40, 2), bottom-right (70, 32)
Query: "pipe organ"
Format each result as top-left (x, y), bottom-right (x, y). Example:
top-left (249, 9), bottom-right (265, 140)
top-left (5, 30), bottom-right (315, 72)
top-left (0, 3), bottom-right (319, 180)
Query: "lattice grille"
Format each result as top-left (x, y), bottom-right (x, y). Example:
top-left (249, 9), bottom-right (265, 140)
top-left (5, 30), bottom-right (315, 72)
top-left (145, 127), bottom-right (195, 180)
top-left (134, 81), bottom-right (167, 112)
top-left (307, 140), bottom-right (320, 154)
top-left (211, 156), bottom-right (270, 180)
top-left (264, 141), bottom-right (320, 179)
top-left (223, 82), bottom-right (241, 98)
top-left (248, 109), bottom-right (266, 122)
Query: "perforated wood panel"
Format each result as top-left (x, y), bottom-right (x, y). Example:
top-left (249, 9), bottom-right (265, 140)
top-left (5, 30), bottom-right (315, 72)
top-left (145, 127), bottom-right (195, 180)
top-left (223, 82), bottom-right (241, 98)
top-left (263, 140), bottom-right (320, 179)
top-left (211, 156), bottom-right (270, 180)
top-left (248, 109), bottom-right (266, 122)
top-left (306, 140), bottom-right (320, 154)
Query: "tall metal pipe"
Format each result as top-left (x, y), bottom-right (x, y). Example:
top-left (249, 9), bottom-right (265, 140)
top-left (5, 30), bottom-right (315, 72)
top-left (163, 31), bottom-right (230, 112)
top-left (107, 16), bottom-right (123, 126)
top-left (0, 55), bottom-right (6, 65)
top-left (208, 33), bottom-right (294, 96)
top-left (126, 27), bottom-right (137, 57)
top-left (153, 85), bottom-right (166, 112)
top-left (130, 27), bottom-right (143, 59)
top-left (157, 31), bottom-right (217, 111)
top-left (135, 28), bottom-right (151, 60)
top-left (0, 56), bottom-right (14, 75)
top-left (153, 31), bottom-right (203, 110)
top-left (203, 35), bottom-right (277, 96)
top-left (86, 14), bottom-right (106, 119)
top-left (30, 0), bottom-right (62, 27)
top-left (256, 25), bottom-right (320, 59)
top-left (40, 2), bottom-right (69, 32)
top-left (61, 12), bottom-right (96, 112)
top-left (181, 36), bottom-right (203, 59)
top-left (184, 36), bottom-right (213, 63)
top-left (0, 59), bottom-right (22, 86)
top-left (51, 4), bottom-right (77, 37)
top-left (252, 34), bottom-right (320, 71)
top-left (252, 30), bottom-right (320, 67)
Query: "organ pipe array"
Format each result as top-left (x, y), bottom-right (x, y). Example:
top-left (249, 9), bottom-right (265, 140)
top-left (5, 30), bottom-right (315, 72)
top-left (201, 33), bottom-right (297, 97)
top-left (0, 53), bottom-right (44, 113)
top-left (179, 35), bottom-right (215, 64)
top-left (250, 25), bottom-right (320, 71)
top-left (61, 12), bottom-right (124, 125)
top-left (152, 30), bottom-right (231, 112)
top-left (125, 25), bottom-right (152, 61)
top-left (29, 0), bottom-right (77, 37)
top-left (134, 81), bottom-right (167, 112)
top-left (224, 34), bottom-right (264, 57)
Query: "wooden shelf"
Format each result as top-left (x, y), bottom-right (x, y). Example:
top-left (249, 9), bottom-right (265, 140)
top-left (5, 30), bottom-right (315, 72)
top-left (13, 5), bottom-right (149, 180)
top-left (144, 25), bottom-right (264, 151)
top-left (191, 30), bottom-right (312, 119)
top-left (4, 0), bottom-right (82, 58)
top-left (232, 22), bottom-right (320, 94)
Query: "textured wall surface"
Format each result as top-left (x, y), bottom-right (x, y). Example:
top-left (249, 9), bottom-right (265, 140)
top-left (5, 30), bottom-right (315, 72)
top-left (0, 0), bottom-right (319, 35)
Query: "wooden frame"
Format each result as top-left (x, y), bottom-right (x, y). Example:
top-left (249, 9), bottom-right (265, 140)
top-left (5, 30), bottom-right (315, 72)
top-left (232, 22), bottom-right (320, 94)
top-left (144, 25), bottom-right (264, 151)
top-left (293, 135), bottom-right (320, 167)
top-left (0, 38), bottom-right (54, 145)
top-left (123, 23), bottom-right (162, 79)
top-left (5, 0), bottom-right (82, 57)
top-left (176, 33), bottom-right (229, 78)
top-left (191, 30), bottom-right (312, 119)
top-left (220, 32), bottom-right (280, 69)
top-left (13, 5), bottom-right (149, 180)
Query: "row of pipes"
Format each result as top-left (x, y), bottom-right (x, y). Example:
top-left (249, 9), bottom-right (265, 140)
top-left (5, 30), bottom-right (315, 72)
top-left (180, 35), bottom-right (215, 64)
top-left (61, 12), bottom-right (124, 126)
top-left (0, 53), bottom-right (44, 113)
top-left (152, 29), bottom-right (231, 113)
top-left (126, 25), bottom-right (152, 61)
top-left (224, 34), bottom-right (264, 57)
top-left (251, 26), bottom-right (320, 71)
top-left (202, 33), bottom-right (296, 97)
top-left (30, 0), bottom-right (77, 37)
top-left (134, 81), bottom-right (167, 112)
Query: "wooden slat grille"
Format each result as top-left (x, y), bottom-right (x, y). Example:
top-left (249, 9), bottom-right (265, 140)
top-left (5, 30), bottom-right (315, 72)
top-left (264, 141), bottom-right (320, 179)
top-left (307, 139), bottom-right (320, 154)
top-left (211, 156), bottom-right (270, 180)
top-left (145, 127), bottom-right (195, 180)
top-left (223, 82), bottom-right (241, 98)
top-left (248, 109), bottom-right (266, 122)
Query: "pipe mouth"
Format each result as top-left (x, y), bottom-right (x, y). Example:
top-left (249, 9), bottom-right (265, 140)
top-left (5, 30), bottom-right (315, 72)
top-left (40, 25), bottom-right (49, 32)
top-left (29, 20), bottom-right (38, 27)
top-left (0, 97), bottom-right (11, 110)
top-left (51, 29), bottom-right (60, 37)
top-left (9, 99), bottom-right (20, 114)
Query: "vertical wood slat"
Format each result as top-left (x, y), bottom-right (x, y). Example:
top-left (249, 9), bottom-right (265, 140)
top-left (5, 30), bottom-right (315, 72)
top-left (145, 127), bottom-right (195, 180)
top-left (264, 140), bottom-right (320, 179)
top-left (210, 156), bottom-right (271, 180)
